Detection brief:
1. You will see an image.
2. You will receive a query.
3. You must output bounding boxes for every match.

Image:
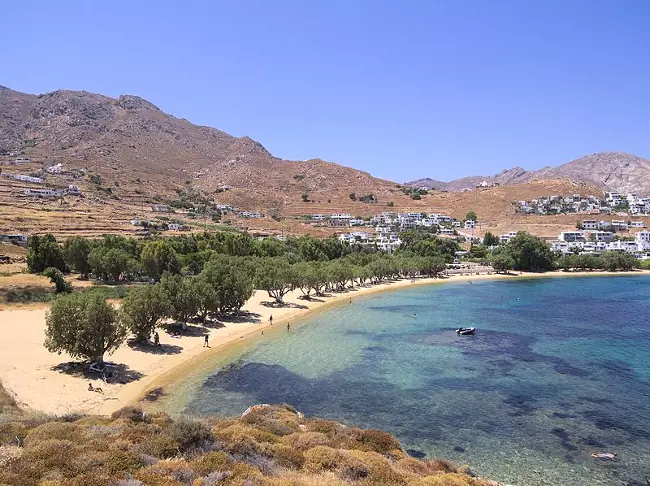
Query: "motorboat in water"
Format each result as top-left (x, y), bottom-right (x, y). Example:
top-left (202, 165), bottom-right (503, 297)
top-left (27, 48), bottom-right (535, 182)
top-left (456, 327), bottom-right (475, 335)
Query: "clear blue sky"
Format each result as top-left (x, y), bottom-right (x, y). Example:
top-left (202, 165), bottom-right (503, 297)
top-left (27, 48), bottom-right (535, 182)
top-left (2, 0), bottom-right (649, 182)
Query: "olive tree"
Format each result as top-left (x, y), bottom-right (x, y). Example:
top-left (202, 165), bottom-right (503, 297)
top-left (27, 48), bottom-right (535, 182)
top-left (120, 284), bottom-right (171, 342)
top-left (44, 293), bottom-right (126, 365)
top-left (254, 257), bottom-right (295, 304)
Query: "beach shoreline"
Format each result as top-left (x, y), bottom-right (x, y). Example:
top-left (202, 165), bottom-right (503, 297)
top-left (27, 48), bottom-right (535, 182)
top-left (1, 268), bottom-right (649, 417)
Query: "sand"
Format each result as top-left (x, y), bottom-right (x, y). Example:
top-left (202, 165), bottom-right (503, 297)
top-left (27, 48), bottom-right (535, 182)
top-left (1, 269), bottom-right (649, 416)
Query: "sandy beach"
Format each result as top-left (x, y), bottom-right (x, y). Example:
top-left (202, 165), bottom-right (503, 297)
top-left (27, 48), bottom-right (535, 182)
top-left (1, 269), bottom-right (649, 417)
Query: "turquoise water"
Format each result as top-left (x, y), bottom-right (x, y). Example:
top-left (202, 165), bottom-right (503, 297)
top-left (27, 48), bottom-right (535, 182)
top-left (184, 277), bottom-right (650, 486)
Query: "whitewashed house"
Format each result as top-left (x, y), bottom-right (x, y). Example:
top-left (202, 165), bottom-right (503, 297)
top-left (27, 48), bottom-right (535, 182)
top-left (328, 213), bottom-right (351, 227)
top-left (46, 163), bottom-right (63, 174)
top-left (581, 220), bottom-right (598, 230)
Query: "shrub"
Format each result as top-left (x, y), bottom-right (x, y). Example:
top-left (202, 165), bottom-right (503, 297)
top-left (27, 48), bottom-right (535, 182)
top-left (271, 444), bottom-right (305, 469)
top-left (24, 422), bottom-right (85, 446)
top-left (342, 428), bottom-right (402, 454)
top-left (282, 431), bottom-right (330, 451)
top-left (166, 419), bottom-right (214, 452)
top-left (111, 406), bottom-right (150, 424)
top-left (190, 451), bottom-right (230, 475)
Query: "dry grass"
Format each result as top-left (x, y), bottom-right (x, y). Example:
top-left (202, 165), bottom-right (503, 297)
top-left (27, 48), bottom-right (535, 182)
top-left (0, 403), bottom-right (498, 486)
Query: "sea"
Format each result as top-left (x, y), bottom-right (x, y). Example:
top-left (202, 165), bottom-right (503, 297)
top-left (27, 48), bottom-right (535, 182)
top-left (173, 276), bottom-right (650, 486)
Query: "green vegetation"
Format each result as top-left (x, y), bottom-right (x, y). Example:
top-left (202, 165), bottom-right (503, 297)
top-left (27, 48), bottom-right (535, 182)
top-left (557, 252), bottom-right (639, 271)
top-left (27, 234), bottom-right (67, 273)
top-left (44, 293), bottom-right (127, 365)
top-left (492, 232), bottom-right (554, 272)
top-left (89, 173), bottom-right (103, 185)
top-left (489, 253), bottom-right (515, 273)
top-left (465, 211), bottom-right (477, 222)
top-left (0, 404), bottom-right (490, 486)
top-left (482, 231), bottom-right (499, 247)
top-left (119, 284), bottom-right (170, 342)
top-left (358, 194), bottom-right (377, 203)
top-left (43, 267), bottom-right (72, 294)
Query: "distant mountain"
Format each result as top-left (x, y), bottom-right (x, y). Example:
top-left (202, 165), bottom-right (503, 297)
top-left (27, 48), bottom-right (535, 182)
top-left (406, 152), bottom-right (650, 195)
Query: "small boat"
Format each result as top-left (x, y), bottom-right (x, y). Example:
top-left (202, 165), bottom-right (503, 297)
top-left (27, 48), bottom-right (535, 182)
top-left (456, 327), bottom-right (475, 335)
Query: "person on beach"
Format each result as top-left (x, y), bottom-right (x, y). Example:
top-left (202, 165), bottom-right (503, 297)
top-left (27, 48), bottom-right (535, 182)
top-left (269, 315), bottom-right (273, 325)
top-left (153, 332), bottom-right (160, 348)
top-left (590, 452), bottom-right (617, 460)
top-left (287, 322), bottom-right (291, 331)
top-left (88, 383), bottom-right (103, 394)
top-left (204, 333), bottom-right (209, 348)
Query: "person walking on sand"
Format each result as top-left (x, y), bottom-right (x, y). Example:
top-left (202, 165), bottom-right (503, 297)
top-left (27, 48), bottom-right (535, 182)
top-left (269, 314), bottom-right (273, 325)
top-left (153, 331), bottom-right (160, 348)
top-left (287, 322), bottom-right (291, 331)
top-left (204, 333), bottom-right (210, 348)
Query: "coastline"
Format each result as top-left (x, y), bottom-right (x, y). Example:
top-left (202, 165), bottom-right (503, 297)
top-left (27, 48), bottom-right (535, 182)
top-left (105, 268), bottom-right (650, 416)
top-left (1, 268), bottom-right (649, 417)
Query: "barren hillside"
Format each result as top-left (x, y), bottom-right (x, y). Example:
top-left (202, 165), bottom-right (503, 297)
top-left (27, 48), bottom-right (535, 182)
top-left (0, 86), bottom-right (630, 240)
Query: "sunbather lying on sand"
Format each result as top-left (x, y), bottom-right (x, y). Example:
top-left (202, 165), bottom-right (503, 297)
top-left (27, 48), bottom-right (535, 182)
top-left (88, 383), bottom-right (104, 394)
top-left (590, 452), bottom-right (617, 460)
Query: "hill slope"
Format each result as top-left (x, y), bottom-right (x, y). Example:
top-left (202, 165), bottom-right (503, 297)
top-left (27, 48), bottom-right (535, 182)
top-left (0, 85), bottom-right (397, 206)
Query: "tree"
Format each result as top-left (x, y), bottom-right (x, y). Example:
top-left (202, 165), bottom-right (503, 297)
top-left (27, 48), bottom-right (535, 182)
top-left (483, 232), bottom-right (499, 247)
top-left (465, 211), bottom-right (477, 222)
top-left (89, 247), bottom-right (130, 281)
top-left (43, 267), bottom-right (73, 294)
top-left (160, 274), bottom-right (199, 327)
top-left (27, 234), bottom-right (66, 273)
top-left (141, 241), bottom-right (182, 280)
top-left (44, 293), bottom-right (126, 365)
top-left (504, 232), bottom-right (554, 272)
top-left (410, 191), bottom-right (421, 200)
top-left (64, 236), bottom-right (91, 278)
top-left (190, 274), bottom-right (219, 322)
top-left (199, 256), bottom-right (254, 314)
top-left (120, 284), bottom-right (171, 342)
top-left (490, 253), bottom-right (515, 274)
top-left (254, 257), bottom-right (295, 304)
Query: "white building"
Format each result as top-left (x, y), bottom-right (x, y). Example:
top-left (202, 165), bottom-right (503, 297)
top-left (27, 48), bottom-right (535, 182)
top-left (168, 223), bottom-right (184, 231)
top-left (611, 220), bottom-right (628, 231)
top-left (464, 220), bottom-right (476, 229)
top-left (46, 163), bottom-right (63, 174)
top-left (152, 204), bottom-right (171, 213)
top-left (329, 213), bottom-right (351, 227)
top-left (559, 231), bottom-right (586, 242)
top-left (14, 157), bottom-right (29, 164)
top-left (500, 232), bottom-right (518, 244)
top-left (581, 220), bottom-right (598, 230)
top-left (630, 221), bottom-right (646, 228)
top-left (23, 188), bottom-right (58, 198)
top-left (592, 231), bottom-right (614, 242)
top-left (598, 221), bottom-right (612, 230)
top-left (439, 228), bottom-right (455, 236)
top-left (606, 241), bottom-right (638, 253)
top-left (635, 231), bottom-right (650, 244)
top-left (311, 214), bottom-right (325, 221)
top-left (349, 218), bottom-right (366, 227)
top-left (239, 210), bottom-right (263, 219)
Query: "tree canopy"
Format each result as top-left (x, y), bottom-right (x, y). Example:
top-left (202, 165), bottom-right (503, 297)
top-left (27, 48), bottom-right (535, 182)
top-left (44, 293), bottom-right (126, 364)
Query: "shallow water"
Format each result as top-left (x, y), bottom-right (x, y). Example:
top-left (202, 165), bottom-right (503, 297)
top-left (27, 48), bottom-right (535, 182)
top-left (183, 276), bottom-right (650, 486)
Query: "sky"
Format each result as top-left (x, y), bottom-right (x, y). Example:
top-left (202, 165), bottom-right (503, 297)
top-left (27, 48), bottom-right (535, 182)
top-left (1, 0), bottom-right (649, 182)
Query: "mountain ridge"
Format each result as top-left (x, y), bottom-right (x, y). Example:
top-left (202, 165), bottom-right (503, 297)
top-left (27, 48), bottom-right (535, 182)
top-left (407, 152), bottom-right (650, 194)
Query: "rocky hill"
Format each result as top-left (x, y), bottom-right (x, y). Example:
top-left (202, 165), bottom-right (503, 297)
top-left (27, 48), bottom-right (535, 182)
top-left (0, 86), bottom-right (397, 208)
top-left (407, 152), bottom-right (650, 194)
